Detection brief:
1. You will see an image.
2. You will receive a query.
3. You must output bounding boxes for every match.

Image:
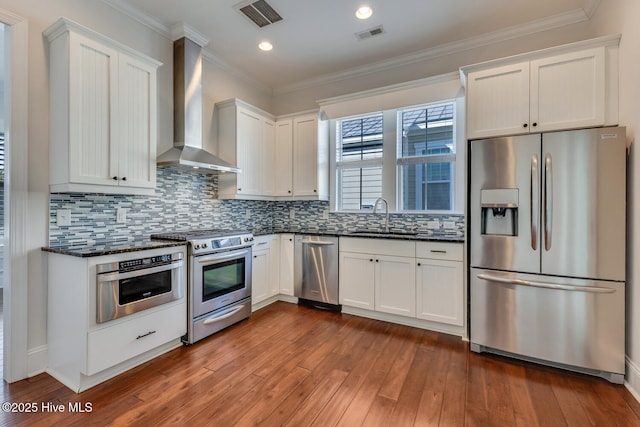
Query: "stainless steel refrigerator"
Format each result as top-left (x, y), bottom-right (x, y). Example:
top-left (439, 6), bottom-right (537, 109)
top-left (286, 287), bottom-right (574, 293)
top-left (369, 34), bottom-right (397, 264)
top-left (469, 126), bottom-right (626, 383)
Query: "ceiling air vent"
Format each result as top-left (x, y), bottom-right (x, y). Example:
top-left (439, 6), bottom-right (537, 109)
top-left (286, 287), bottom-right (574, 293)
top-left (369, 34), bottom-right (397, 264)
top-left (356, 25), bottom-right (385, 41)
top-left (236, 0), bottom-right (283, 28)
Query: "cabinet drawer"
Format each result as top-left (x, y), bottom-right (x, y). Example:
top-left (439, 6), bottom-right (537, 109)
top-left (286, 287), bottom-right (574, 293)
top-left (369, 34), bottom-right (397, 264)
top-left (340, 237), bottom-right (415, 257)
top-left (253, 234), bottom-right (275, 249)
top-left (416, 241), bottom-right (463, 261)
top-left (86, 301), bottom-right (186, 375)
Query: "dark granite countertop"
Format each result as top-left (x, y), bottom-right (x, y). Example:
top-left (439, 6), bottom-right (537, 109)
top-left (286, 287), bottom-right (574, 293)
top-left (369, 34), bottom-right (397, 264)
top-left (257, 229), bottom-right (464, 243)
top-left (42, 239), bottom-right (186, 258)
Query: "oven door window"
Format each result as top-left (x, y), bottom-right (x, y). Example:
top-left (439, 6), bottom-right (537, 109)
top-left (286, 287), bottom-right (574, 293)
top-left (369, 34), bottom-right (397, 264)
top-left (119, 270), bottom-right (172, 305)
top-left (202, 258), bottom-right (245, 301)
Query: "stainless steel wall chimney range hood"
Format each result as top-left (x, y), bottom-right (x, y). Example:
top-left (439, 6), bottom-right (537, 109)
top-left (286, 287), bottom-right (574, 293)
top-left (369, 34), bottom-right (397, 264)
top-left (157, 33), bottom-right (240, 173)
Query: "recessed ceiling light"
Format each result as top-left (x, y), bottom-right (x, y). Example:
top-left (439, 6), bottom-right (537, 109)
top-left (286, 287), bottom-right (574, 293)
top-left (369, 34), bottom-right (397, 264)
top-left (355, 5), bottom-right (373, 20)
top-left (258, 41), bottom-right (273, 51)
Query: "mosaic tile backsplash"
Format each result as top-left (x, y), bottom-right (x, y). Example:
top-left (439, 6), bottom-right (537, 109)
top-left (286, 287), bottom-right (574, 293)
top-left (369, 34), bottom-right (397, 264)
top-left (49, 167), bottom-right (464, 246)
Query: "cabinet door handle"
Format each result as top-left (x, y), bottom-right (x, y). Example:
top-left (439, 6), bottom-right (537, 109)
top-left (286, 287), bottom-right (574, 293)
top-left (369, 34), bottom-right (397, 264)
top-left (369, 258), bottom-right (373, 262)
top-left (121, 177), bottom-right (127, 181)
top-left (532, 122), bottom-right (538, 127)
top-left (238, 188), bottom-right (242, 191)
top-left (430, 250), bottom-right (447, 254)
top-left (523, 123), bottom-right (528, 128)
top-left (288, 190), bottom-right (292, 194)
top-left (313, 189), bottom-right (317, 193)
top-left (417, 262), bottom-right (421, 266)
top-left (375, 259), bottom-right (379, 263)
top-left (112, 176), bottom-right (118, 181)
top-left (136, 330), bottom-right (156, 340)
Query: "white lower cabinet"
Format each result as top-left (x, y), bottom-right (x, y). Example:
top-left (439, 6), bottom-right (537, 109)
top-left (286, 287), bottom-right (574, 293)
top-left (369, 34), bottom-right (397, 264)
top-left (416, 242), bottom-right (464, 326)
top-left (252, 235), bottom-right (278, 306)
top-left (87, 302), bottom-right (186, 375)
top-left (339, 237), bottom-right (464, 334)
top-left (278, 234), bottom-right (295, 296)
top-left (375, 255), bottom-right (416, 317)
top-left (46, 246), bottom-right (187, 392)
top-left (339, 252), bottom-right (376, 310)
top-left (339, 238), bottom-right (415, 314)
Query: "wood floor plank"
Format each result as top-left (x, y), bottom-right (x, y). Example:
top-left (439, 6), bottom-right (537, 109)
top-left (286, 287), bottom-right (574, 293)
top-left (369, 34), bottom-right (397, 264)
top-left (0, 302), bottom-right (639, 426)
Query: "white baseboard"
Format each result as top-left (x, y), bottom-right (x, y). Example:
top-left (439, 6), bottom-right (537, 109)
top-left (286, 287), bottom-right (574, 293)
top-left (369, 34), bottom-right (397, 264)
top-left (625, 356), bottom-right (640, 402)
top-left (27, 345), bottom-right (48, 377)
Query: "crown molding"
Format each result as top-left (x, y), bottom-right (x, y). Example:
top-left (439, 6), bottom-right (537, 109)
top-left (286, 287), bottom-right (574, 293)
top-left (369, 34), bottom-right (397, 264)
top-left (273, 7), bottom-right (591, 95)
top-left (583, 0), bottom-right (602, 18)
top-left (101, 0), bottom-right (171, 38)
top-left (170, 22), bottom-right (209, 46)
top-left (102, 0), bottom-right (270, 94)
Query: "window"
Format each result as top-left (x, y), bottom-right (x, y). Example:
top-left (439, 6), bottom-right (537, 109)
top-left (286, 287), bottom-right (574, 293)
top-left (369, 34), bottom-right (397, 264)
top-left (335, 113), bottom-right (383, 210)
top-left (332, 98), bottom-right (463, 213)
top-left (398, 102), bottom-right (456, 211)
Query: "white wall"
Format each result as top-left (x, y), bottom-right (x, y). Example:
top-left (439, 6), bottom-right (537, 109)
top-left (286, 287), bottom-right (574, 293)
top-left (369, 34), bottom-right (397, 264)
top-left (271, 23), bottom-right (597, 116)
top-left (586, 0), bottom-right (640, 396)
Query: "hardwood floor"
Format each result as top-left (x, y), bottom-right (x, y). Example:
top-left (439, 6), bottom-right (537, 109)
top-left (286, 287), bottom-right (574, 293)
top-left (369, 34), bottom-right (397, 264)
top-left (1, 301), bottom-right (639, 426)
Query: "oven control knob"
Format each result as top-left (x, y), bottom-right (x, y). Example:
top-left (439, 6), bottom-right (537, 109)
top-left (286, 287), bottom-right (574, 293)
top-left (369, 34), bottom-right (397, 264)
top-left (194, 244), bottom-right (201, 250)
top-left (202, 243), bottom-right (208, 249)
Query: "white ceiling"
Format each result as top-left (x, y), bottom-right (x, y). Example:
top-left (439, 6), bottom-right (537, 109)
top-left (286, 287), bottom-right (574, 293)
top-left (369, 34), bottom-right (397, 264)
top-left (105, 0), bottom-right (599, 92)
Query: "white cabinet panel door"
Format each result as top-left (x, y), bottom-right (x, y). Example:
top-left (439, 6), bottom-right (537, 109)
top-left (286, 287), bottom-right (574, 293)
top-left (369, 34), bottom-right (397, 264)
top-left (262, 118), bottom-right (276, 197)
top-left (466, 62), bottom-right (530, 139)
top-left (251, 249), bottom-right (270, 305)
top-left (416, 259), bottom-right (463, 326)
top-left (69, 33), bottom-right (119, 186)
top-left (117, 53), bottom-right (157, 189)
top-left (293, 114), bottom-right (319, 196)
top-left (530, 48), bottom-right (605, 132)
top-left (375, 255), bottom-right (416, 317)
top-left (275, 119), bottom-right (293, 197)
top-left (339, 252), bottom-right (375, 310)
top-left (279, 234), bottom-right (295, 296)
top-left (237, 107), bottom-right (264, 196)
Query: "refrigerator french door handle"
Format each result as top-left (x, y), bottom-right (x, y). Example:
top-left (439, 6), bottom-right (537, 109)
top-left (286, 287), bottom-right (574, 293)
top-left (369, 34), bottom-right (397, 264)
top-left (531, 155), bottom-right (539, 251)
top-left (544, 153), bottom-right (553, 251)
top-left (476, 273), bottom-right (615, 294)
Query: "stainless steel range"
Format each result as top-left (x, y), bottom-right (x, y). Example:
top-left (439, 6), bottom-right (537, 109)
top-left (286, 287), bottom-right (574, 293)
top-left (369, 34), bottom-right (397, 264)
top-left (151, 229), bottom-right (254, 344)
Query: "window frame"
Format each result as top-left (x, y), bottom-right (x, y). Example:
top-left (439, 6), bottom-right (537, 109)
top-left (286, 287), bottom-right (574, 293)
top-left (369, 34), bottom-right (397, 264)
top-left (329, 97), bottom-right (465, 214)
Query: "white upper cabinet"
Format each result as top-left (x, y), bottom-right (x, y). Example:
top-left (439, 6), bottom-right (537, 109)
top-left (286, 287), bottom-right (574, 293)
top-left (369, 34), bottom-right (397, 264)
top-left (275, 112), bottom-right (329, 201)
top-left (45, 18), bottom-right (160, 195)
top-left (466, 62), bottom-right (530, 139)
top-left (217, 99), bottom-right (275, 199)
top-left (274, 119), bottom-right (294, 197)
top-left (463, 35), bottom-right (619, 140)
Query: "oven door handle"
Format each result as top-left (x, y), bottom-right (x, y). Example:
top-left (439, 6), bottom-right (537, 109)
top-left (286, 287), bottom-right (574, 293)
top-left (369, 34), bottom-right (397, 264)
top-left (196, 249), bottom-right (250, 265)
top-left (203, 305), bottom-right (246, 325)
top-left (97, 260), bottom-right (184, 282)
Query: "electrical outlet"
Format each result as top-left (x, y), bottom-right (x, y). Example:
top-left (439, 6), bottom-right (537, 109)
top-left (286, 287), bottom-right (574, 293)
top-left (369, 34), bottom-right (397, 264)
top-left (322, 209), bottom-right (329, 220)
top-left (289, 208), bottom-right (295, 219)
top-left (56, 209), bottom-right (71, 226)
top-left (117, 208), bottom-right (127, 224)
top-left (245, 209), bottom-right (251, 220)
top-left (443, 220), bottom-right (456, 229)
top-left (426, 220), bottom-right (440, 229)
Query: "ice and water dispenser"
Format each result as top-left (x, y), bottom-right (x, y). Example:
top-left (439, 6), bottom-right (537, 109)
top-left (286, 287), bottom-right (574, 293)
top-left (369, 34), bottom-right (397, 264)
top-left (480, 188), bottom-right (519, 236)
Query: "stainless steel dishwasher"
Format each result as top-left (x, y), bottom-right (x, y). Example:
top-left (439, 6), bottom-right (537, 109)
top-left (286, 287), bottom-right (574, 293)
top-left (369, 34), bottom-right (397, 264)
top-left (294, 235), bottom-right (340, 311)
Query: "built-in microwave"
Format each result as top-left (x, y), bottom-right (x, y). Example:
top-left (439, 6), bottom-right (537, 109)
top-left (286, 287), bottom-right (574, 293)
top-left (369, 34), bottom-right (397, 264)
top-left (96, 252), bottom-right (184, 323)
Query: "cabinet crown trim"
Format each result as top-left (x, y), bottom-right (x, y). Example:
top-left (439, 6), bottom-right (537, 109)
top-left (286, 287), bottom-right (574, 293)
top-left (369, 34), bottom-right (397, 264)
top-left (459, 33), bottom-right (620, 85)
top-left (215, 98), bottom-right (275, 120)
top-left (43, 17), bottom-right (162, 68)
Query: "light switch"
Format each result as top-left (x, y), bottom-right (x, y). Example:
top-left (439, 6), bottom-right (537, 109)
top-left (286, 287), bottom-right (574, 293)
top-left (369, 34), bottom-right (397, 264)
top-left (426, 220), bottom-right (440, 229)
top-left (56, 209), bottom-right (71, 226)
top-left (443, 221), bottom-right (456, 229)
top-left (117, 208), bottom-right (127, 224)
